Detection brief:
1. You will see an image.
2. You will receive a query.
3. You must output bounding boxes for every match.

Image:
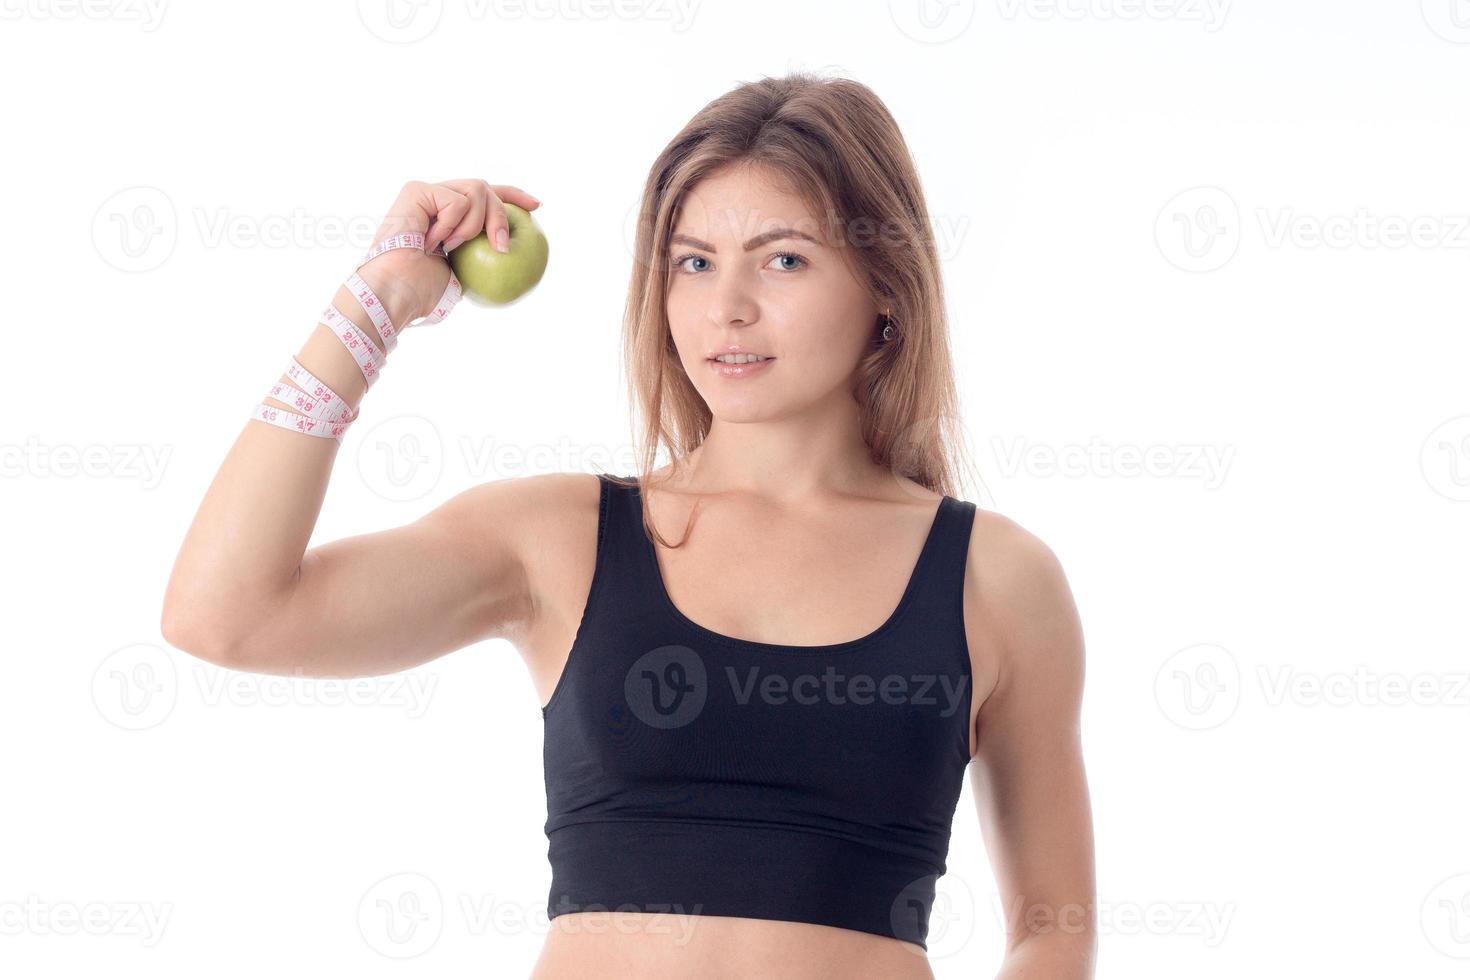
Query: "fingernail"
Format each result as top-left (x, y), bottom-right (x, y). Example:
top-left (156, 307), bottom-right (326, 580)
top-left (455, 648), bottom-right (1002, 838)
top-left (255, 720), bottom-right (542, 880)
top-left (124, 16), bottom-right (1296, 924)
top-left (444, 237), bottom-right (462, 252)
top-left (496, 229), bottom-right (509, 252)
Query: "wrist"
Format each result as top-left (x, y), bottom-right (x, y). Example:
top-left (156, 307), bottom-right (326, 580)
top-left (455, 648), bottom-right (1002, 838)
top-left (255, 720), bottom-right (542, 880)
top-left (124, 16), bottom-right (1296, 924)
top-left (354, 264), bottom-right (424, 329)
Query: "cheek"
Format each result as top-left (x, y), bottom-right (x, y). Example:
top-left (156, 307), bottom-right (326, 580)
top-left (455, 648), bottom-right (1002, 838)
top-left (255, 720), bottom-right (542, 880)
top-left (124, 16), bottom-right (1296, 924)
top-left (777, 290), bottom-right (872, 363)
top-left (664, 288), bottom-right (701, 361)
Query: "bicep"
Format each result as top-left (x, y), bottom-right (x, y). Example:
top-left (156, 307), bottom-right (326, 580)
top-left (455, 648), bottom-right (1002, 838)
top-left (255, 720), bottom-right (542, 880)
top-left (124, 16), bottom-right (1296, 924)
top-left (968, 528), bottom-right (1096, 949)
top-left (235, 478), bottom-right (534, 677)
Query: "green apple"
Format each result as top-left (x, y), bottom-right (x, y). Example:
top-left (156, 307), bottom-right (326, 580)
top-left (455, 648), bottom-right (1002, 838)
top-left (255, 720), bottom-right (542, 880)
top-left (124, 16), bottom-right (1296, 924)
top-left (446, 202), bottom-right (549, 307)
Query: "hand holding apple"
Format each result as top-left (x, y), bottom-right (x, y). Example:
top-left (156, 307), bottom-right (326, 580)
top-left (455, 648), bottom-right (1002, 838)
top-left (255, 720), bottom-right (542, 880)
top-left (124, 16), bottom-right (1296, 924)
top-left (446, 202), bottom-right (550, 307)
top-left (362, 179), bottom-right (545, 326)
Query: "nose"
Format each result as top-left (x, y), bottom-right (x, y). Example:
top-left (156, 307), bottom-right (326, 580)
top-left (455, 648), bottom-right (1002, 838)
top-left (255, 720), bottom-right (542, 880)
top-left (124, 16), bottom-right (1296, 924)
top-left (706, 268), bottom-right (759, 327)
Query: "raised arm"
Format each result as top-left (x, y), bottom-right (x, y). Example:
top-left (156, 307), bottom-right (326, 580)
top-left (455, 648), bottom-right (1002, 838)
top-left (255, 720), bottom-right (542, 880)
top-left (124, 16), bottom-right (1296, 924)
top-left (161, 179), bottom-right (544, 677)
top-left (966, 517), bottom-right (1097, 979)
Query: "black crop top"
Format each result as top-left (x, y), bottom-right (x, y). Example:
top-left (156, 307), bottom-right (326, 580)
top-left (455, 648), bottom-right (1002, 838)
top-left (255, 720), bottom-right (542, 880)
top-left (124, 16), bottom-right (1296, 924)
top-left (540, 473), bottom-right (978, 949)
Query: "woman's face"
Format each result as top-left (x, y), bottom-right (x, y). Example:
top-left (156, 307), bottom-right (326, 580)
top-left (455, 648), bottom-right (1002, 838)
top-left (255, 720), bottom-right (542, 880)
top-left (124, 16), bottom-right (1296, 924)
top-left (664, 165), bottom-right (881, 423)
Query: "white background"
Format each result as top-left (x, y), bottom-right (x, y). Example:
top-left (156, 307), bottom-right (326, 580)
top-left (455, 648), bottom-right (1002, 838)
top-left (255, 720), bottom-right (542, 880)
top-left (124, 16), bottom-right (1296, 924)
top-left (3, 1), bottom-right (1468, 977)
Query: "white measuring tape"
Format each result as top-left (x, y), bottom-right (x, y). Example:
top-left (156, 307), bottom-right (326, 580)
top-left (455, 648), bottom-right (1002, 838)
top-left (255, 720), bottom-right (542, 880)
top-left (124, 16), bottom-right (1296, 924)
top-left (251, 231), bottom-right (463, 442)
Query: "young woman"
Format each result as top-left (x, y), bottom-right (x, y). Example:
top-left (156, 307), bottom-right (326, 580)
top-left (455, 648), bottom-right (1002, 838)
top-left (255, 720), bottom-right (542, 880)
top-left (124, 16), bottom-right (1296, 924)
top-left (163, 72), bottom-right (1096, 980)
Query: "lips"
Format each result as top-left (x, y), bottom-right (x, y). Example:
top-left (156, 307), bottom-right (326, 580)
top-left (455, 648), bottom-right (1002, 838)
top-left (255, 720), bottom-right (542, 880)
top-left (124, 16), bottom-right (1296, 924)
top-left (707, 356), bottom-right (775, 378)
top-left (706, 346), bottom-right (773, 360)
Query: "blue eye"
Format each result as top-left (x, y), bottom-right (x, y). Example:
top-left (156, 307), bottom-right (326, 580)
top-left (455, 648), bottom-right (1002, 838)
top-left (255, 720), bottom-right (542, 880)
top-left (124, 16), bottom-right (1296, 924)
top-left (671, 251), bottom-right (808, 274)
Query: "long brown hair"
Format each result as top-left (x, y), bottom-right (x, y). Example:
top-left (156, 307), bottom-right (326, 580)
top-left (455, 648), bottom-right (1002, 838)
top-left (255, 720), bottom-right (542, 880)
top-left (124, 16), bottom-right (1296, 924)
top-left (616, 70), bottom-right (982, 547)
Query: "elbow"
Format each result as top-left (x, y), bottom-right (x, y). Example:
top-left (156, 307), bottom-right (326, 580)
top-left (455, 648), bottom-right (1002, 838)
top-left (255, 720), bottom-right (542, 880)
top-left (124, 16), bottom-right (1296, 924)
top-left (160, 599), bottom-right (250, 669)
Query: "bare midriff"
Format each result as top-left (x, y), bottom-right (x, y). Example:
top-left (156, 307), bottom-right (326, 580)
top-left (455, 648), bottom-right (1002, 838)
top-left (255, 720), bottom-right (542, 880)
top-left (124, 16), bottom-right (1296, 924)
top-left (529, 912), bottom-right (936, 980)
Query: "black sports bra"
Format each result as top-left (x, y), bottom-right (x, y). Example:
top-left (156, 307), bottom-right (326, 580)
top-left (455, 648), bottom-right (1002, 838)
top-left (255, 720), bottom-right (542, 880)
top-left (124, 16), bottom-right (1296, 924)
top-left (540, 474), bottom-right (978, 949)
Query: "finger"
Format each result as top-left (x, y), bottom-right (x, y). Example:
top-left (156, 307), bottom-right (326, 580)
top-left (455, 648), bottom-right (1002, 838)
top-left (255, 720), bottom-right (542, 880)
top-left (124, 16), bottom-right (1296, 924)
top-left (485, 193), bottom-right (511, 253)
top-left (439, 188), bottom-right (488, 253)
top-left (439, 179), bottom-right (540, 213)
top-left (423, 186), bottom-right (471, 254)
top-left (488, 184), bottom-right (541, 211)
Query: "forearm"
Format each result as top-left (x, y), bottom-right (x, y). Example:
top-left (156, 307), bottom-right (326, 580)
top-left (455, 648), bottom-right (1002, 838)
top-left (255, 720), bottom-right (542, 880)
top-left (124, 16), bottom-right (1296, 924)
top-left (160, 274), bottom-right (413, 658)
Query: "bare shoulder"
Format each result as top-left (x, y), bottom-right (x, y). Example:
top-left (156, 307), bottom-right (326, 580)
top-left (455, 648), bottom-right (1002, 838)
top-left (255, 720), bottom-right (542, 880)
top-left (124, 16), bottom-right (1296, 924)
top-left (415, 471), bottom-right (603, 636)
top-left (962, 506), bottom-right (1085, 708)
top-left (418, 470), bottom-right (599, 545)
top-left (492, 472), bottom-right (604, 630)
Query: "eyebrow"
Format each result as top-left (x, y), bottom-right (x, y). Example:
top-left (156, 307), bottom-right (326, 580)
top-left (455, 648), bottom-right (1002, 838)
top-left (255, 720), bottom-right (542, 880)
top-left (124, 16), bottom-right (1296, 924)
top-left (668, 227), bottom-right (823, 252)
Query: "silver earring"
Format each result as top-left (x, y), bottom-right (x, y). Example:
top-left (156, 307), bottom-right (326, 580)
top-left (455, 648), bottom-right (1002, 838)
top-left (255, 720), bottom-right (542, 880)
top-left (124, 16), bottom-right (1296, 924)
top-left (881, 314), bottom-right (895, 342)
